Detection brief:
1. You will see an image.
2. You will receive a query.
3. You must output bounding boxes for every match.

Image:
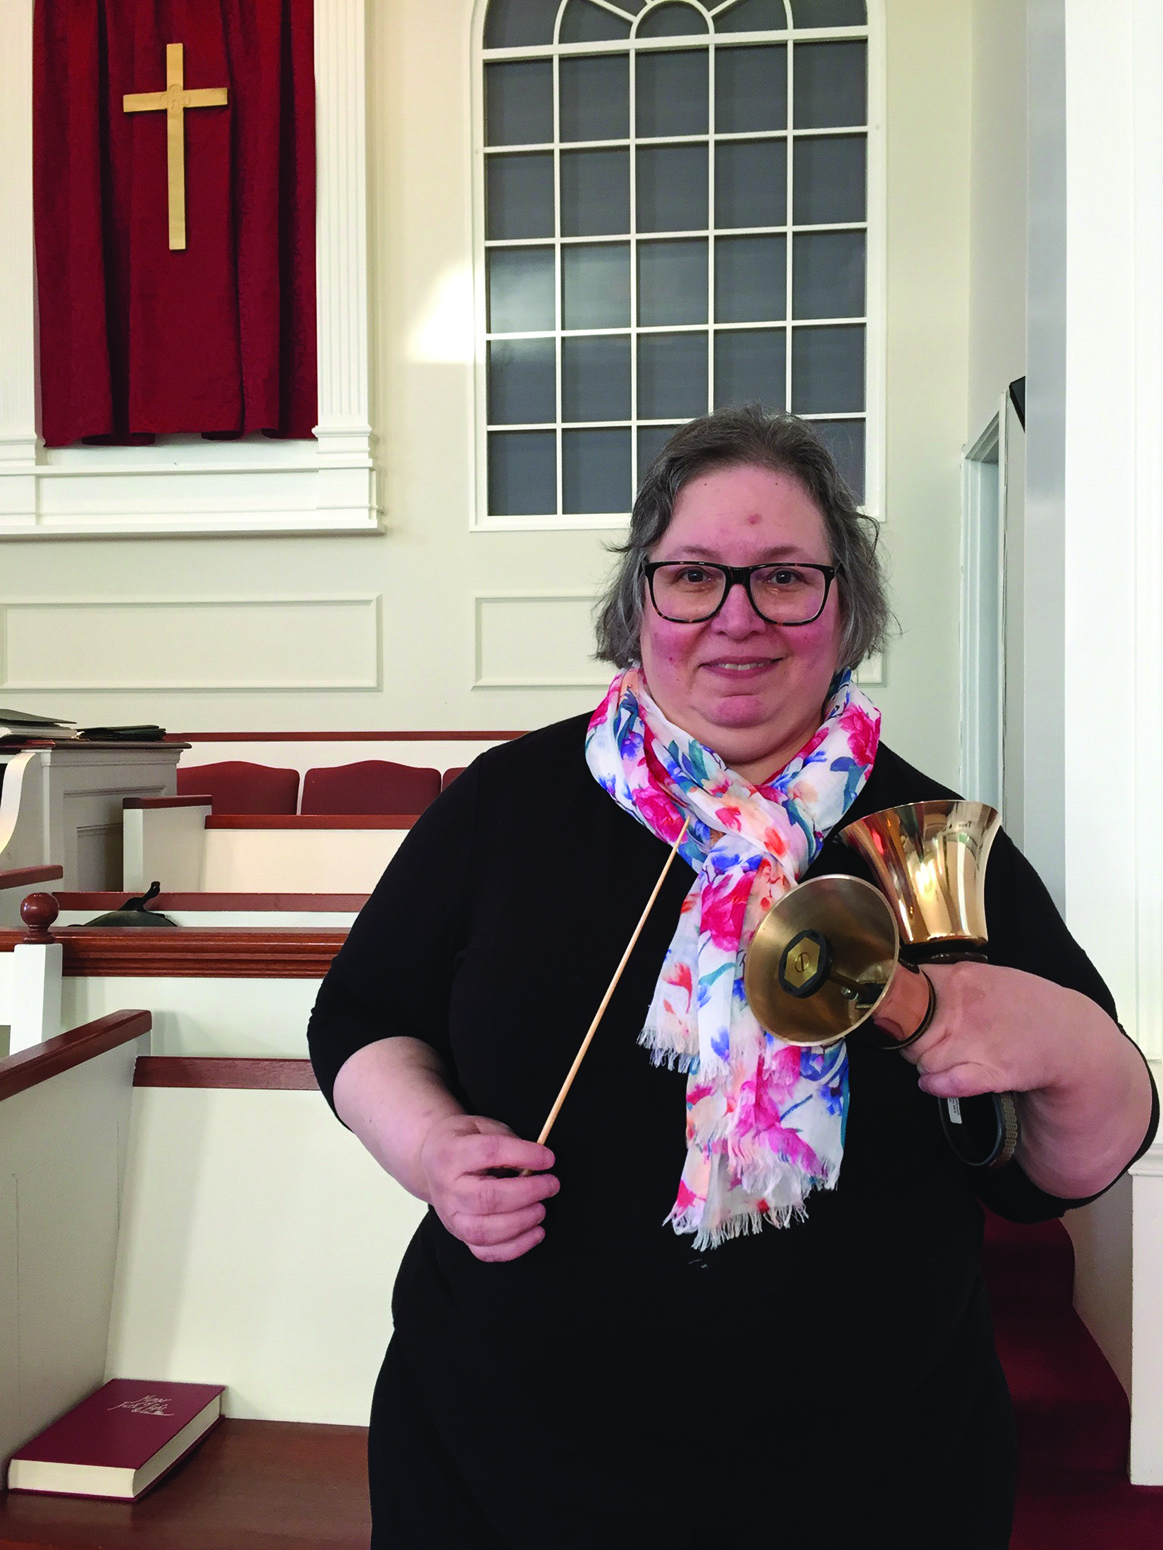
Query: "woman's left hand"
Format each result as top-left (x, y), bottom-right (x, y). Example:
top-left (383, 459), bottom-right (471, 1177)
top-left (887, 962), bottom-right (1154, 1198)
top-left (897, 962), bottom-right (1088, 1099)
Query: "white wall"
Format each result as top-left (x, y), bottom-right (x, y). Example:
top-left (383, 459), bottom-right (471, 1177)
top-left (877, 0), bottom-right (972, 785)
top-left (106, 1087), bottom-right (425, 1423)
top-left (967, 0), bottom-right (1027, 442)
top-left (0, 0), bottom-right (974, 790)
top-left (1024, 0), bottom-right (1163, 1485)
top-left (60, 975), bottom-right (319, 1058)
top-left (1020, 0), bottom-right (1068, 906)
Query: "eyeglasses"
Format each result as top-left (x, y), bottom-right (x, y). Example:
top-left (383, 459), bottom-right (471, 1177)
top-left (644, 561), bottom-right (839, 626)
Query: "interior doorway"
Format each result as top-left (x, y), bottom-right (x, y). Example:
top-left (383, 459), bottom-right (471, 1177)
top-left (960, 385), bottom-right (1026, 839)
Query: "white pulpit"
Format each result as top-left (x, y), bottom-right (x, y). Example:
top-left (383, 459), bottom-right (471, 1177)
top-left (0, 741), bottom-right (187, 889)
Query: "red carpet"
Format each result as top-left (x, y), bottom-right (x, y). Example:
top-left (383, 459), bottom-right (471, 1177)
top-left (982, 1209), bottom-right (1163, 1547)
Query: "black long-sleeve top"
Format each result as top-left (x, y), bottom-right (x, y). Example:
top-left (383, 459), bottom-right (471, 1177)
top-left (308, 716), bottom-right (1157, 1547)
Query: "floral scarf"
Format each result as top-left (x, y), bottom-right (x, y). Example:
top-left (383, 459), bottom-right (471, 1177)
top-left (585, 666), bottom-right (881, 1248)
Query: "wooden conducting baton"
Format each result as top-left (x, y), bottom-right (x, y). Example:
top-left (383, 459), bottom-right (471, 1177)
top-left (536, 818), bottom-right (690, 1147)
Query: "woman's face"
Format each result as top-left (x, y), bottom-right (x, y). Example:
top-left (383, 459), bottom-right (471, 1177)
top-left (639, 462), bottom-right (844, 784)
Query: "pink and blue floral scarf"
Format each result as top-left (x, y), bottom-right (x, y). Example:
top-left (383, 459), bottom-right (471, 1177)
top-left (585, 666), bottom-right (881, 1249)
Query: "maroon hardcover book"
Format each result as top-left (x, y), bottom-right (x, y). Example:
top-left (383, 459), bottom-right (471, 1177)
top-left (6, 1379), bottom-right (225, 1500)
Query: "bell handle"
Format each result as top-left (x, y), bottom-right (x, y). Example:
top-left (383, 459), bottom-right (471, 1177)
top-left (938, 1090), bottom-right (1020, 1169)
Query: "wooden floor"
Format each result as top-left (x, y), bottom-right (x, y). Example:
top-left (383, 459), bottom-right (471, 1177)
top-left (0, 1419), bottom-right (370, 1550)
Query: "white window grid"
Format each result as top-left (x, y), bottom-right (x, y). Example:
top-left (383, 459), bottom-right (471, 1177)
top-left (471, 0), bottom-right (885, 531)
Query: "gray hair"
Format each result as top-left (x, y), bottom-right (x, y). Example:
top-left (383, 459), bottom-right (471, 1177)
top-left (594, 407), bottom-right (892, 671)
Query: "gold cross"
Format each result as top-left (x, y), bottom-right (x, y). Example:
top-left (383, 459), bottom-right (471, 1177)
top-left (123, 43), bottom-right (228, 251)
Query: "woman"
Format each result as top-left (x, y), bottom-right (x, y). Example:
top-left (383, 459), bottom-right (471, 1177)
top-left (308, 408), bottom-right (1156, 1548)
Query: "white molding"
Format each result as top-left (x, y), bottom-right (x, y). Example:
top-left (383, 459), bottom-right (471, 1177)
top-left (0, 594), bottom-right (381, 692)
top-left (472, 589), bottom-right (608, 688)
top-left (0, 0), bottom-right (379, 540)
top-left (959, 406), bottom-right (1003, 810)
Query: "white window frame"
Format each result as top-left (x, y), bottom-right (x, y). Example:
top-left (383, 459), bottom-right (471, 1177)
top-left (0, 0), bottom-right (378, 540)
top-left (470, 0), bottom-right (885, 531)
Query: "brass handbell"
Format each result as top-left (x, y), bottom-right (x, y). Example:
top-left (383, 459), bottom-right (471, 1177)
top-left (744, 801), bottom-right (1020, 1169)
top-left (838, 801), bottom-right (998, 956)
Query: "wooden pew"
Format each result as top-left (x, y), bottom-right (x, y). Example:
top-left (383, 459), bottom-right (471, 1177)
top-left (110, 1057), bottom-right (423, 1422)
top-left (0, 865), bottom-right (63, 930)
top-left (123, 799), bottom-right (414, 893)
top-left (0, 935), bottom-right (423, 1545)
top-left (0, 1418), bottom-right (371, 1549)
top-left (53, 890), bottom-right (367, 928)
top-left (0, 1418), bottom-right (370, 1549)
top-left (0, 1011), bottom-right (152, 1482)
top-left (168, 728), bottom-right (523, 791)
top-left (0, 1040), bottom-right (384, 1550)
top-left (0, 918), bottom-right (344, 1061)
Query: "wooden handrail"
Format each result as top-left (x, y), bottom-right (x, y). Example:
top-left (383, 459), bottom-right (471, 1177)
top-left (135, 1057), bottom-right (318, 1090)
top-left (123, 795), bottom-right (212, 809)
top-left (0, 863), bottom-right (64, 891)
top-left (0, 927), bottom-right (347, 978)
top-left (0, 1009), bottom-right (151, 1104)
top-left (204, 814), bottom-right (417, 829)
top-left (53, 891), bottom-right (368, 912)
top-left (166, 729), bottom-right (524, 741)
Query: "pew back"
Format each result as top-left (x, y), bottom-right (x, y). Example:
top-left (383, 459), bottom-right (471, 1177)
top-left (123, 804), bottom-right (411, 893)
top-left (172, 733), bottom-right (522, 795)
top-left (107, 1066), bottom-right (425, 1424)
top-left (0, 1014), bottom-right (150, 1476)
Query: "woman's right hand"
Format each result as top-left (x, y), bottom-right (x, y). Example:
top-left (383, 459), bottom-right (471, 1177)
top-left (418, 1113), bottom-right (559, 1263)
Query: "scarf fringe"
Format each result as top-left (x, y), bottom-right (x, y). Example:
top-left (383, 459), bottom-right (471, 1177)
top-left (670, 1199), bottom-right (809, 1252)
top-left (637, 1028), bottom-right (699, 1073)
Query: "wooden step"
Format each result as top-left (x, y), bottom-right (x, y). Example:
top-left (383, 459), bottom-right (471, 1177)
top-left (0, 1419), bottom-right (369, 1550)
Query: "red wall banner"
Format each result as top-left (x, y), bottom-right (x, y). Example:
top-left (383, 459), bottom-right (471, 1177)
top-left (34, 0), bottom-right (317, 446)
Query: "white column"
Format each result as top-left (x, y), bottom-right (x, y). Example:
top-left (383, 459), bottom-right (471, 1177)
top-left (313, 0), bottom-right (375, 520)
top-left (1060, 0), bottom-right (1162, 1061)
top-left (1053, 0), bottom-right (1163, 1487)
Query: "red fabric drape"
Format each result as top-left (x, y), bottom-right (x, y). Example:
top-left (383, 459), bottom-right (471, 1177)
top-left (34, 0), bottom-right (317, 446)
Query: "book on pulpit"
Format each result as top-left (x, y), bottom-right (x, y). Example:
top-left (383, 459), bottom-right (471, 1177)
top-left (6, 1379), bottom-right (225, 1500)
top-left (0, 707), bottom-right (79, 741)
top-left (78, 725), bottom-right (167, 742)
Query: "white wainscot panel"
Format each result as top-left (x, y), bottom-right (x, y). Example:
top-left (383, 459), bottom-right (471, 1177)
top-left (0, 597), bottom-right (380, 692)
top-left (106, 1089), bottom-right (424, 1423)
top-left (179, 740), bottom-right (507, 775)
top-left (473, 592), bottom-right (608, 690)
top-left (60, 976), bottom-right (320, 1059)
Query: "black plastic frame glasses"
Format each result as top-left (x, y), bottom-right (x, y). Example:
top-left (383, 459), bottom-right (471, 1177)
top-left (644, 561), bottom-right (840, 626)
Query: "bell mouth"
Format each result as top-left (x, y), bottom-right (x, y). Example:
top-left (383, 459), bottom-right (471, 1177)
top-left (837, 800), bottom-right (1000, 950)
top-left (745, 875), bottom-right (899, 1048)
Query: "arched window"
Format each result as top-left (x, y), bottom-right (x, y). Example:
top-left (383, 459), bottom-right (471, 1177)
top-left (475, 0), bottom-right (876, 527)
